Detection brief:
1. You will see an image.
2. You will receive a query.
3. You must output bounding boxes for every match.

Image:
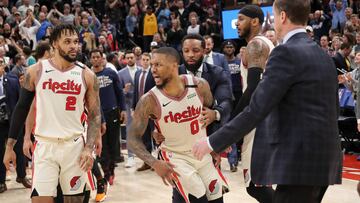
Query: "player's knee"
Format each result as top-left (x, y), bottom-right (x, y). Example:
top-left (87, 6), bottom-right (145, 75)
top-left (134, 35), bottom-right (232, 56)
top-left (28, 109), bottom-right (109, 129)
top-left (209, 196), bottom-right (224, 203)
top-left (63, 193), bottom-right (85, 203)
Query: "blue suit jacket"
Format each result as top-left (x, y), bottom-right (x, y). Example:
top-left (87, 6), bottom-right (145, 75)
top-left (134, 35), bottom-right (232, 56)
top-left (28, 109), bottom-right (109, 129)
top-left (3, 72), bottom-right (20, 118)
top-left (209, 33), bottom-right (342, 186)
top-left (179, 63), bottom-right (233, 134)
top-left (212, 52), bottom-right (230, 76)
top-left (118, 66), bottom-right (139, 110)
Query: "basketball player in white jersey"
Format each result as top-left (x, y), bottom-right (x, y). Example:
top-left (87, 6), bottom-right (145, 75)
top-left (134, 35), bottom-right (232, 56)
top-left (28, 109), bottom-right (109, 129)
top-left (3, 24), bottom-right (101, 203)
top-left (195, 5), bottom-right (275, 203)
top-left (128, 47), bottom-right (227, 203)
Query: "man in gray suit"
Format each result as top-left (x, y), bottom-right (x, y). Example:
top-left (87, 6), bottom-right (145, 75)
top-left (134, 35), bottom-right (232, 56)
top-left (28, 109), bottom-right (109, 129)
top-left (193, 1), bottom-right (342, 202)
top-left (203, 35), bottom-right (230, 76)
top-left (118, 50), bottom-right (140, 168)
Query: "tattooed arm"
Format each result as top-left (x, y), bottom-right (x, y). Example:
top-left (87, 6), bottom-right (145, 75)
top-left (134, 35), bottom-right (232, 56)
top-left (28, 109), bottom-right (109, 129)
top-left (84, 68), bottom-right (101, 150)
top-left (195, 77), bottom-right (214, 108)
top-left (245, 38), bottom-right (270, 69)
top-left (128, 94), bottom-right (158, 167)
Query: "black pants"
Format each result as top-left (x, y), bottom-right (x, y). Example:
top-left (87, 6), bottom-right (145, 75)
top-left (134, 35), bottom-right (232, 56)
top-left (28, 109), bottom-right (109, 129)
top-left (273, 185), bottom-right (328, 203)
top-left (143, 36), bottom-right (153, 52)
top-left (0, 122), bottom-right (26, 183)
top-left (100, 108), bottom-right (120, 180)
top-left (246, 180), bottom-right (274, 203)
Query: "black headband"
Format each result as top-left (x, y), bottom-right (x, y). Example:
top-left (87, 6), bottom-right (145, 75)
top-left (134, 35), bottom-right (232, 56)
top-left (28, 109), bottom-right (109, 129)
top-left (239, 5), bottom-right (265, 24)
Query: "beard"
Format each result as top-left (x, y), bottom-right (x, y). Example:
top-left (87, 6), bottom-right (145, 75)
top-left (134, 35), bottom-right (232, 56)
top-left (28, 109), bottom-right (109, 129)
top-left (239, 24), bottom-right (251, 39)
top-left (184, 55), bottom-right (204, 74)
top-left (156, 77), bottom-right (170, 89)
top-left (58, 46), bottom-right (77, 63)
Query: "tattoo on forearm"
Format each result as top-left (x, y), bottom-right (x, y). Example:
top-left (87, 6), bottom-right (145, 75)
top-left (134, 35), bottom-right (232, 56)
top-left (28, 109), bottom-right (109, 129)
top-left (197, 78), bottom-right (214, 108)
top-left (86, 75), bottom-right (101, 149)
top-left (128, 96), bottom-right (157, 167)
top-left (246, 39), bottom-right (270, 69)
top-left (23, 72), bottom-right (32, 90)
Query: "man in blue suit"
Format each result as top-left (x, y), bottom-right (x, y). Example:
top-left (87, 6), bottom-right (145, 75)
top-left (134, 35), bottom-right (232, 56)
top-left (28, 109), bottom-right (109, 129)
top-left (203, 35), bottom-right (230, 77)
top-left (0, 60), bottom-right (31, 193)
top-left (118, 50), bottom-right (140, 168)
top-left (193, 1), bottom-right (342, 202)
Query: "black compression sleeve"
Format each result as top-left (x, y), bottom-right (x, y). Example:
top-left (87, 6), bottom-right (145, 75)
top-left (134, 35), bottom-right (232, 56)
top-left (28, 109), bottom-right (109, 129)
top-left (8, 88), bottom-right (35, 140)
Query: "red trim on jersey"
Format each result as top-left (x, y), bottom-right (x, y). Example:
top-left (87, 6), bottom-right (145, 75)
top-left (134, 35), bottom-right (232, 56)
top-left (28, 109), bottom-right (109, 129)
top-left (149, 90), bottom-right (162, 122)
top-left (31, 141), bottom-right (38, 183)
top-left (35, 61), bottom-right (43, 87)
top-left (87, 170), bottom-right (95, 190)
top-left (159, 76), bottom-right (189, 101)
top-left (160, 150), bottom-right (190, 203)
top-left (216, 168), bottom-right (229, 186)
top-left (48, 59), bottom-right (76, 73)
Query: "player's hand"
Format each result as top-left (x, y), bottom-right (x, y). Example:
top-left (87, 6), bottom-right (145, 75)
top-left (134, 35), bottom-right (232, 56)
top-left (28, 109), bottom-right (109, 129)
top-left (199, 107), bottom-right (216, 129)
top-left (79, 147), bottom-right (94, 171)
top-left (23, 138), bottom-right (34, 159)
top-left (152, 130), bottom-right (165, 144)
top-left (3, 147), bottom-right (16, 170)
top-left (224, 146), bottom-right (232, 154)
top-left (193, 137), bottom-right (212, 161)
top-left (94, 135), bottom-right (102, 156)
top-left (120, 111), bottom-right (127, 124)
top-left (152, 160), bottom-right (180, 187)
top-left (211, 151), bottom-right (221, 168)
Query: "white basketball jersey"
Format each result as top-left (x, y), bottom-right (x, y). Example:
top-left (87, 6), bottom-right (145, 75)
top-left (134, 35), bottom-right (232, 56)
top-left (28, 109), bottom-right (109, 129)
top-left (34, 59), bottom-right (86, 139)
top-left (240, 35), bottom-right (275, 91)
top-left (150, 75), bottom-right (206, 153)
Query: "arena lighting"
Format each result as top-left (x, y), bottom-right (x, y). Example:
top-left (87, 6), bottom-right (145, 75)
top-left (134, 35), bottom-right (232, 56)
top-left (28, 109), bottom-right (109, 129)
top-left (222, 6), bottom-right (273, 40)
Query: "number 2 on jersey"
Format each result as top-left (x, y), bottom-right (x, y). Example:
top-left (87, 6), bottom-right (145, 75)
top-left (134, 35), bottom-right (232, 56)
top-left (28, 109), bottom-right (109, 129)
top-left (66, 96), bottom-right (76, 111)
top-left (190, 120), bottom-right (199, 135)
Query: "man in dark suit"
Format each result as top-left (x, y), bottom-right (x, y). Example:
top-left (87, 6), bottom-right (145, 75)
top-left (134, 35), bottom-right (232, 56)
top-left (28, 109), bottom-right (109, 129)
top-left (203, 35), bottom-right (230, 76)
top-left (193, 1), bottom-right (342, 202)
top-left (0, 60), bottom-right (31, 193)
top-left (132, 52), bottom-right (156, 171)
top-left (179, 34), bottom-right (233, 135)
top-left (333, 42), bottom-right (352, 74)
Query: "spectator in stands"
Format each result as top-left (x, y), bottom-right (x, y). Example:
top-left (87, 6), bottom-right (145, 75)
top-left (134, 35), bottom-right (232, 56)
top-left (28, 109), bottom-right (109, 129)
top-left (353, 31), bottom-right (360, 53)
top-left (152, 32), bottom-right (166, 47)
top-left (57, 3), bottom-right (75, 25)
top-left (156, 1), bottom-right (170, 30)
top-left (343, 32), bottom-right (356, 45)
top-left (126, 6), bottom-right (139, 45)
top-left (166, 19), bottom-right (185, 51)
top-left (19, 11), bottom-right (40, 50)
top-left (18, 0), bottom-right (34, 18)
top-left (331, 35), bottom-right (342, 55)
top-left (309, 10), bottom-right (332, 42)
top-left (33, 40), bottom-right (51, 61)
top-left (78, 17), bottom-right (97, 52)
top-left (4, 6), bottom-right (18, 26)
top-left (187, 15), bottom-right (203, 35)
top-left (265, 29), bottom-right (278, 46)
top-left (320, 35), bottom-right (334, 55)
top-left (142, 6), bottom-right (158, 52)
top-left (98, 34), bottom-right (112, 55)
top-left (36, 11), bottom-right (51, 42)
top-left (22, 46), bottom-right (35, 66)
top-left (330, 0), bottom-right (347, 32)
top-left (106, 52), bottom-right (118, 72)
top-left (11, 53), bottom-right (26, 80)
top-left (333, 42), bottom-right (353, 73)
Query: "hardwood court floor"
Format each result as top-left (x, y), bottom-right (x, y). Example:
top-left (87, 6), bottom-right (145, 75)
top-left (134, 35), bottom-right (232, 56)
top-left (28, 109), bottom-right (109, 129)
top-left (0, 155), bottom-right (359, 203)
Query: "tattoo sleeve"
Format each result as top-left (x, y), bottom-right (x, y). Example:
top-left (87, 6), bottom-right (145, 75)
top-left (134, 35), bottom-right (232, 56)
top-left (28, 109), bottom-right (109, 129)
top-left (128, 95), bottom-right (157, 167)
top-left (246, 39), bottom-right (270, 69)
top-left (86, 74), bottom-right (101, 150)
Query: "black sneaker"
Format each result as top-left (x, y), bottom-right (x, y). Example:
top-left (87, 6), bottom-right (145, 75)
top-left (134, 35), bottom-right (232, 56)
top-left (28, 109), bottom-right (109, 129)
top-left (0, 183), bottom-right (7, 193)
top-left (230, 164), bottom-right (238, 172)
